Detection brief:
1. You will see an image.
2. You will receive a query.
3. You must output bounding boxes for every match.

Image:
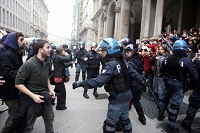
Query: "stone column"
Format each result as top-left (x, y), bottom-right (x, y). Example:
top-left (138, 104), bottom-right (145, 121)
top-left (153, 0), bottom-right (164, 38)
top-left (140, 0), bottom-right (151, 40)
top-left (103, 16), bottom-right (107, 38)
top-left (118, 0), bottom-right (131, 40)
top-left (177, 0), bottom-right (183, 33)
top-left (114, 6), bottom-right (120, 40)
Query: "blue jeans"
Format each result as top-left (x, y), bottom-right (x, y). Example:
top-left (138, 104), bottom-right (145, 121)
top-left (65, 67), bottom-right (70, 76)
top-left (106, 102), bottom-right (132, 132)
top-left (75, 63), bottom-right (86, 73)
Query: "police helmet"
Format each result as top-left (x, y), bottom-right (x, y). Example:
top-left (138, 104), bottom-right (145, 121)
top-left (170, 36), bottom-right (179, 43)
top-left (173, 40), bottom-right (188, 51)
top-left (79, 42), bottom-right (85, 47)
top-left (118, 38), bottom-right (132, 47)
top-left (125, 44), bottom-right (136, 54)
top-left (91, 42), bottom-right (98, 48)
top-left (98, 38), bottom-right (120, 55)
top-left (30, 37), bottom-right (39, 46)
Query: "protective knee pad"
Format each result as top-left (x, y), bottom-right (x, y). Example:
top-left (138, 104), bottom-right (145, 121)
top-left (185, 103), bottom-right (199, 121)
top-left (102, 120), bottom-right (115, 133)
top-left (82, 72), bottom-right (86, 80)
top-left (168, 104), bottom-right (179, 123)
top-left (75, 72), bottom-right (80, 81)
top-left (159, 99), bottom-right (169, 113)
top-left (120, 118), bottom-right (132, 133)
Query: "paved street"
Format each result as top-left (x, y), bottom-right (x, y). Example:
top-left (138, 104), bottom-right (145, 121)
top-left (1, 66), bottom-right (200, 133)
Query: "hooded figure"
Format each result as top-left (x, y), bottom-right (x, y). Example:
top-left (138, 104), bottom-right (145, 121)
top-left (0, 32), bottom-right (24, 133)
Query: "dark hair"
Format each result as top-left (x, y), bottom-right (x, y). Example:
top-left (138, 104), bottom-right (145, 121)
top-left (56, 47), bottom-right (64, 55)
top-left (16, 32), bottom-right (24, 39)
top-left (158, 45), bottom-right (167, 53)
top-left (33, 39), bottom-right (49, 54)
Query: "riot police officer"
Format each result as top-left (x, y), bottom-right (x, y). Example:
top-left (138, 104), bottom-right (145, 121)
top-left (182, 56), bottom-right (200, 132)
top-left (124, 44), bottom-right (146, 125)
top-left (73, 42), bottom-right (87, 81)
top-left (72, 38), bottom-right (144, 133)
top-left (83, 42), bottom-right (102, 99)
top-left (157, 40), bottom-right (199, 133)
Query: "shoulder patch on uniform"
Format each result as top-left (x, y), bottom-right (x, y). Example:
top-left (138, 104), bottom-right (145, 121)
top-left (102, 69), bottom-right (106, 73)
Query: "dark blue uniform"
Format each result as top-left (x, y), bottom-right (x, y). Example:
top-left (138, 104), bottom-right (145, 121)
top-left (83, 50), bottom-right (102, 97)
top-left (73, 48), bottom-right (87, 81)
top-left (126, 57), bottom-right (146, 125)
top-left (81, 58), bottom-right (143, 132)
top-left (158, 55), bottom-right (199, 130)
top-left (182, 59), bottom-right (200, 132)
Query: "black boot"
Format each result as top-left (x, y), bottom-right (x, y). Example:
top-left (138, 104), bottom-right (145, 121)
top-left (182, 120), bottom-right (191, 132)
top-left (166, 126), bottom-right (179, 133)
top-left (138, 116), bottom-right (146, 125)
top-left (157, 114), bottom-right (165, 121)
top-left (93, 89), bottom-right (98, 97)
top-left (83, 90), bottom-right (89, 99)
top-left (135, 102), bottom-right (146, 125)
top-left (82, 72), bottom-right (86, 80)
top-left (75, 72), bottom-right (80, 81)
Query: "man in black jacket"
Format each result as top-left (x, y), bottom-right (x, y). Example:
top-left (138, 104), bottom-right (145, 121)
top-left (0, 32), bottom-right (25, 133)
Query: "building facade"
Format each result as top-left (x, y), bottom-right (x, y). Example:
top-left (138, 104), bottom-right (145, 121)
top-left (0, 0), bottom-right (49, 39)
top-left (91, 0), bottom-right (200, 43)
top-left (0, 0), bottom-right (29, 37)
top-left (79, 0), bottom-right (94, 50)
top-left (29, 0), bottom-right (49, 39)
top-left (71, 0), bottom-right (83, 51)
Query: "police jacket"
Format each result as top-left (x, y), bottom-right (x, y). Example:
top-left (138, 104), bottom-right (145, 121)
top-left (126, 57), bottom-right (144, 90)
top-left (82, 57), bottom-right (144, 104)
top-left (84, 50), bottom-right (101, 68)
top-left (160, 54), bottom-right (199, 81)
top-left (74, 48), bottom-right (87, 64)
top-left (193, 59), bottom-right (200, 91)
top-left (0, 32), bottom-right (23, 100)
top-left (53, 54), bottom-right (71, 77)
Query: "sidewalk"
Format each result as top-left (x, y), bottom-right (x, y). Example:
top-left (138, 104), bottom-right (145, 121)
top-left (0, 67), bottom-right (200, 133)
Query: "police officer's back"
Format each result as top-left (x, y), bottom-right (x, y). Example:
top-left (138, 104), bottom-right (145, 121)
top-left (158, 40), bottom-right (199, 133)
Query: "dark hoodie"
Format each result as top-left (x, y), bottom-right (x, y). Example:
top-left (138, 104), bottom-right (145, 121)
top-left (0, 32), bottom-right (23, 100)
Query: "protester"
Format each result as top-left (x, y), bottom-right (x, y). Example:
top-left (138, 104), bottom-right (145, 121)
top-left (52, 47), bottom-right (72, 110)
top-left (0, 32), bottom-right (25, 133)
top-left (14, 39), bottom-right (56, 133)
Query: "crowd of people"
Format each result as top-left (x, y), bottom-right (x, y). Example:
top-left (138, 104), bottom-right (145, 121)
top-left (0, 27), bottom-right (200, 133)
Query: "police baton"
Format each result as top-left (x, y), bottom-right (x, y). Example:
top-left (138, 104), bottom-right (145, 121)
top-left (142, 77), bottom-right (163, 113)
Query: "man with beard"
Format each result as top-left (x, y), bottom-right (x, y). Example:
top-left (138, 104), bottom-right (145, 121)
top-left (14, 39), bottom-right (56, 133)
top-left (0, 32), bottom-right (25, 133)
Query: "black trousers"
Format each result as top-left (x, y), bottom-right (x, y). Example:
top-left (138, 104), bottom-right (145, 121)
top-left (55, 81), bottom-right (66, 109)
top-left (85, 67), bottom-right (99, 91)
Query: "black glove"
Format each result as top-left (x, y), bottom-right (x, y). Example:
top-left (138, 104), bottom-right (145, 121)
top-left (72, 81), bottom-right (84, 89)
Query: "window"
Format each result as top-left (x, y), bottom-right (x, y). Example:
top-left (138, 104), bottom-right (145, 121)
top-left (13, 15), bottom-right (15, 27)
top-left (7, 11), bottom-right (9, 25)
top-left (0, 7), bottom-right (1, 22)
top-left (10, 13), bottom-right (12, 26)
top-left (3, 9), bottom-right (5, 24)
